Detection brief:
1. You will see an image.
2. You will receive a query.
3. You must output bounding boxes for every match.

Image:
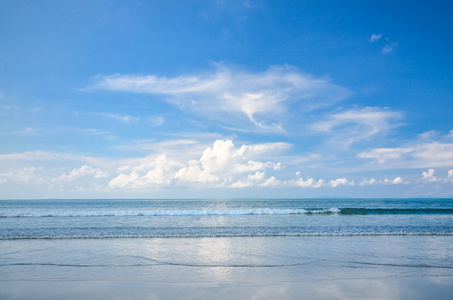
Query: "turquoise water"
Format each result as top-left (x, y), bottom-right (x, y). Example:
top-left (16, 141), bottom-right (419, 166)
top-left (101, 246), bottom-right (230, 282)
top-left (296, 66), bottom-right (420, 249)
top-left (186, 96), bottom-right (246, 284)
top-left (1, 198), bottom-right (453, 239)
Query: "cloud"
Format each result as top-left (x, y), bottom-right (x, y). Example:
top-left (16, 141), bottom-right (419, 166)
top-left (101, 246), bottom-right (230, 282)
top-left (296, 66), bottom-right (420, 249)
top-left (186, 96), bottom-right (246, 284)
top-left (148, 116), bottom-right (164, 127)
top-left (369, 33), bottom-right (398, 53)
top-left (231, 171), bottom-right (266, 188)
top-left (359, 178), bottom-right (376, 186)
top-left (359, 176), bottom-right (407, 186)
top-left (382, 40), bottom-right (399, 54)
top-left (109, 140), bottom-right (284, 189)
top-left (175, 140), bottom-right (281, 187)
top-left (419, 169), bottom-right (453, 184)
top-left (447, 170), bottom-right (453, 183)
top-left (87, 65), bottom-right (351, 132)
top-left (391, 176), bottom-right (404, 184)
top-left (109, 155), bottom-right (181, 188)
top-left (329, 178), bottom-right (354, 187)
top-left (94, 113), bottom-right (140, 123)
top-left (58, 165), bottom-right (107, 181)
top-left (291, 177), bottom-right (325, 188)
top-left (312, 107), bottom-right (403, 146)
top-left (0, 167), bottom-right (44, 184)
top-left (358, 130), bottom-right (453, 168)
top-left (422, 169), bottom-right (438, 182)
top-left (358, 147), bottom-right (413, 164)
top-left (370, 33), bottom-right (382, 42)
top-left (359, 142), bottom-right (453, 168)
top-left (0, 150), bottom-right (107, 167)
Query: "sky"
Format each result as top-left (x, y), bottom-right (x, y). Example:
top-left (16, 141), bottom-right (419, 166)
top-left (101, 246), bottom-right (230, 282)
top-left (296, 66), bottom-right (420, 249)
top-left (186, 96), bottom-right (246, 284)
top-left (1, 0), bottom-right (453, 199)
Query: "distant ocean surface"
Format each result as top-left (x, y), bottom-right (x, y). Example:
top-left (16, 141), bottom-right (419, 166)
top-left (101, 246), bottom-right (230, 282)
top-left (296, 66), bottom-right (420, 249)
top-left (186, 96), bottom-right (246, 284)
top-left (1, 198), bottom-right (453, 239)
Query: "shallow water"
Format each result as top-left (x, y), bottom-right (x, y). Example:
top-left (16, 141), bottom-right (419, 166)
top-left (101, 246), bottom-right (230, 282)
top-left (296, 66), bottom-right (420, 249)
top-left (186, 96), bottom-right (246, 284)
top-left (1, 236), bottom-right (453, 299)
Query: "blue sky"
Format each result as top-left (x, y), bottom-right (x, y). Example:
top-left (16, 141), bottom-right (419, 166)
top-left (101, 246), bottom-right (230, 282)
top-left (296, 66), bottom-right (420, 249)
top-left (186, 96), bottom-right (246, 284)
top-left (1, 0), bottom-right (453, 199)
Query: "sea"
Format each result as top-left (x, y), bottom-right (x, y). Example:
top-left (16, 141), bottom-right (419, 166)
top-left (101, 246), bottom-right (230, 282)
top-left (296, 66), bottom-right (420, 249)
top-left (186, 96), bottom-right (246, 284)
top-left (1, 198), bottom-right (453, 299)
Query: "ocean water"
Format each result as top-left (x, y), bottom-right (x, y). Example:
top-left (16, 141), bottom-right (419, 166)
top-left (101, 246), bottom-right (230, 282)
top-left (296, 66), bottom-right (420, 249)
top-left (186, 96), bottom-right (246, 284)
top-left (1, 198), bottom-right (453, 299)
top-left (2, 198), bottom-right (453, 239)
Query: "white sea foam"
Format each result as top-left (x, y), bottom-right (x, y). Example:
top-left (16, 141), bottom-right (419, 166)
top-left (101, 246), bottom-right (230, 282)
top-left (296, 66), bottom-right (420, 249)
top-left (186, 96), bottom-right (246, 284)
top-left (0, 207), bottom-right (340, 218)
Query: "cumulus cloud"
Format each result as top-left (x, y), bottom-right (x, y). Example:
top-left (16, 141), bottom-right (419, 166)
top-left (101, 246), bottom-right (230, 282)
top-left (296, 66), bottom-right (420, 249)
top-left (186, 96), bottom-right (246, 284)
top-left (175, 140), bottom-right (281, 187)
top-left (329, 178), bottom-right (354, 187)
top-left (422, 169), bottom-right (438, 182)
top-left (109, 140), bottom-right (284, 189)
top-left (391, 176), bottom-right (404, 184)
top-left (87, 65), bottom-right (351, 132)
top-left (359, 176), bottom-right (406, 186)
top-left (291, 177), bottom-right (325, 188)
top-left (109, 155), bottom-right (181, 188)
top-left (58, 165), bottom-right (107, 181)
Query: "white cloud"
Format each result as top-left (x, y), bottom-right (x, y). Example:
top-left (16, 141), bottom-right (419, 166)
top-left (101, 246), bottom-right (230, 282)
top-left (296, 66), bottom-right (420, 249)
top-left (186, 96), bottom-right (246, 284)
top-left (175, 140), bottom-right (281, 187)
top-left (260, 176), bottom-right (281, 187)
top-left (382, 44), bottom-right (393, 53)
top-left (359, 178), bottom-right (376, 186)
top-left (370, 33), bottom-right (382, 42)
top-left (391, 176), bottom-right (403, 184)
top-left (358, 147), bottom-right (413, 164)
top-left (290, 177), bottom-right (325, 188)
top-left (359, 176), bottom-right (406, 186)
top-left (110, 140), bottom-right (284, 189)
top-left (382, 41), bottom-right (399, 54)
top-left (359, 142), bottom-right (453, 168)
top-left (87, 65), bottom-right (351, 132)
top-left (358, 130), bottom-right (453, 168)
top-left (422, 169), bottom-right (438, 182)
top-left (368, 33), bottom-right (398, 53)
top-left (329, 178), bottom-right (354, 187)
top-left (446, 170), bottom-right (453, 183)
top-left (108, 171), bottom-right (140, 188)
top-left (231, 171), bottom-right (266, 188)
top-left (0, 150), bottom-right (108, 169)
top-left (58, 165), bottom-right (107, 181)
top-left (312, 107), bottom-right (403, 146)
top-left (109, 155), bottom-right (181, 188)
top-left (95, 113), bottom-right (140, 123)
top-left (148, 116), bottom-right (164, 127)
top-left (0, 167), bottom-right (44, 184)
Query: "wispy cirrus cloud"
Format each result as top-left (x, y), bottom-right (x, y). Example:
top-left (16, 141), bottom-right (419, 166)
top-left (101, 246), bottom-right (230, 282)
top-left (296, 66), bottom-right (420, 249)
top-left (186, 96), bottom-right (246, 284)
top-left (311, 107), bottom-right (403, 146)
top-left (86, 65), bottom-right (351, 133)
top-left (94, 113), bottom-right (140, 123)
top-left (358, 130), bottom-right (453, 168)
top-left (369, 33), bottom-right (382, 42)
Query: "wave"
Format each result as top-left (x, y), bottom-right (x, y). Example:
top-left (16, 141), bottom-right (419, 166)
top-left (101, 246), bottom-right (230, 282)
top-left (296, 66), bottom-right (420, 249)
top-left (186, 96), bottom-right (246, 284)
top-left (339, 208), bottom-right (453, 215)
top-left (1, 207), bottom-right (453, 218)
top-left (2, 231), bottom-right (453, 240)
top-left (0, 208), bottom-right (340, 218)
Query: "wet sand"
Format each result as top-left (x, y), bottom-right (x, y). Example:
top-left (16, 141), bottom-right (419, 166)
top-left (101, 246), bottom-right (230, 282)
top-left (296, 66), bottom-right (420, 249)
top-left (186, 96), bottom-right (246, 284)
top-left (1, 236), bottom-right (453, 299)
